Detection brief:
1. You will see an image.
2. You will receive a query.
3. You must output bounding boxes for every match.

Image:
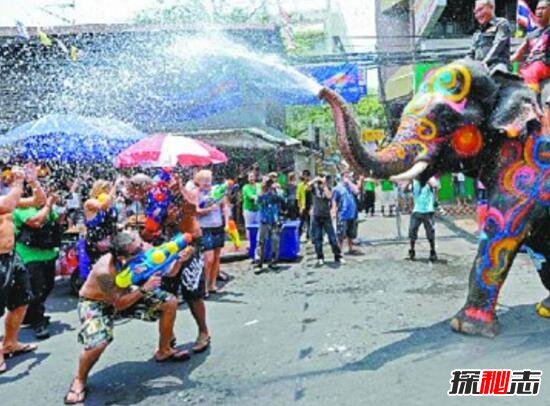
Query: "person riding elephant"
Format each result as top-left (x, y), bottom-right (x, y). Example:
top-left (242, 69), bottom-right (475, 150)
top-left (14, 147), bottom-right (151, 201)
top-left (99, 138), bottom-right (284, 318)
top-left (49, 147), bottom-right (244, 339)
top-left (512, 0), bottom-right (550, 93)
top-left (320, 58), bottom-right (550, 337)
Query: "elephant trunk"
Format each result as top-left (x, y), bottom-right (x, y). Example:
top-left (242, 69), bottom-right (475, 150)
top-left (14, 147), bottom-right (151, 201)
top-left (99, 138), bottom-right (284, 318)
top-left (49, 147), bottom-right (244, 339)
top-left (319, 87), bottom-right (416, 179)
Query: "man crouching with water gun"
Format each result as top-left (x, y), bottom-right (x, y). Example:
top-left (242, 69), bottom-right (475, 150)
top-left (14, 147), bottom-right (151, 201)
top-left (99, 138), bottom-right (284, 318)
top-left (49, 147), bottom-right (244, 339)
top-left (64, 231), bottom-right (193, 404)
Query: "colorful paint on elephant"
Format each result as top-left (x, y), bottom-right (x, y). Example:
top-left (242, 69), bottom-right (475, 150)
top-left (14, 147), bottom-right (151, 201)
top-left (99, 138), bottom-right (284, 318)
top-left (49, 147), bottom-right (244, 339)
top-left (387, 64), bottom-right (483, 165)
top-left (467, 135), bottom-right (550, 320)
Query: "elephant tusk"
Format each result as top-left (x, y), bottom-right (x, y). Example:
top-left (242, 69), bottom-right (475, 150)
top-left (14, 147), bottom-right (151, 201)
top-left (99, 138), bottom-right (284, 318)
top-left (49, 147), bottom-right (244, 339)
top-left (389, 161), bottom-right (429, 182)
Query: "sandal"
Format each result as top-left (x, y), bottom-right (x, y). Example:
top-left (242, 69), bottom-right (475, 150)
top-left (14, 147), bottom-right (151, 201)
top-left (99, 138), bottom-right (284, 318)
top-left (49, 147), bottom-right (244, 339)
top-left (0, 360), bottom-right (7, 375)
top-left (192, 336), bottom-right (211, 353)
top-left (3, 343), bottom-right (37, 358)
top-left (155, 350), bottom-right (191, 363)
top-left (63, 379), bottom-right (87, 404)
top-left (217, 272), bottom-right (230, 282)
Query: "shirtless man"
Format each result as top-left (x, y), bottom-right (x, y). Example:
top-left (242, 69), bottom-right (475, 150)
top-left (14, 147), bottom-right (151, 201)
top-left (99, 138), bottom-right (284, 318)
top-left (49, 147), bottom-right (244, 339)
top-left (128, 173), bottom-right (211, 353)
top-left (0, 163), bottom-right (46, 374)
top-left (64, 231), bottom-right (190, 404)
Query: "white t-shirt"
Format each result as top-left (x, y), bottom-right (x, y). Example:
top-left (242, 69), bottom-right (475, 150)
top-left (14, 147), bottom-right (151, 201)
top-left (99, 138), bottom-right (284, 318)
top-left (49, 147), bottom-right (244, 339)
top-left (185, 180), bottom-right (196, 192)
top-left (66, 192), bottom-right (81, 209)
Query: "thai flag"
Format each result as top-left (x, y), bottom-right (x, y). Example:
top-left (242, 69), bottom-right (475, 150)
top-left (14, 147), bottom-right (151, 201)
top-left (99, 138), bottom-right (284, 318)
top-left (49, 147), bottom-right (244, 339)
top-left (517, 0), bottom-right (540, 32)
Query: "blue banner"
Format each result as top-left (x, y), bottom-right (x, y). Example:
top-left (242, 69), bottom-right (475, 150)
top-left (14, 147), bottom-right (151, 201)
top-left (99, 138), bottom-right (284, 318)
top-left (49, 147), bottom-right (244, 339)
top-left (132, 62), bottom-right (366, 126)
top-left (291, 63), bottom-right (368, 105)
top-left (304, 63), bottom-right (367, 104)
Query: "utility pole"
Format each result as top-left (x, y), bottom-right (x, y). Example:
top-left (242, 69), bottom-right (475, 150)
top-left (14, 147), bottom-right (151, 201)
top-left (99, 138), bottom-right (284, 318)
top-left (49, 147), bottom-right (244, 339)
top-left (409, 0), bottom-right (417, 90)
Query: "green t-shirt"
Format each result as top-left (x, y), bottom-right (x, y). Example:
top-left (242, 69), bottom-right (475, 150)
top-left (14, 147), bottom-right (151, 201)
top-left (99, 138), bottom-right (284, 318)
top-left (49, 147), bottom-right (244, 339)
top-left (277, 173), bottom-right (288, 189)
top-left (13, 207), bottom-right (60, 264)
top-left (381, 180), bottom-right (394, 191)
top-left (364, 180), bottom-right (376, 192)
top-left (242, 183), bottom-right (259, 212)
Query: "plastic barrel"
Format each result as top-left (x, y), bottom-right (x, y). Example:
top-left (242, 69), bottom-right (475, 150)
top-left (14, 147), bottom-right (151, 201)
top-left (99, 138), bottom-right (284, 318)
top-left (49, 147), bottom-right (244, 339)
top-left (247, 221), bottom-right (300, 261)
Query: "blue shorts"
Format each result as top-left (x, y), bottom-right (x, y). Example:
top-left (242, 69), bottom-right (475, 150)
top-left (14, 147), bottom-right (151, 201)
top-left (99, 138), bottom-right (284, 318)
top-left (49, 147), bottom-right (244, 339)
top-left (201, 226), bottom-right (225, 251)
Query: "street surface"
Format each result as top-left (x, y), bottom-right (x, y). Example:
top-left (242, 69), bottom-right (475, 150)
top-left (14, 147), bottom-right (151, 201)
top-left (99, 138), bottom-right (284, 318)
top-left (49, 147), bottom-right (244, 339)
top-left (3, 213), bottom-right (550, 405)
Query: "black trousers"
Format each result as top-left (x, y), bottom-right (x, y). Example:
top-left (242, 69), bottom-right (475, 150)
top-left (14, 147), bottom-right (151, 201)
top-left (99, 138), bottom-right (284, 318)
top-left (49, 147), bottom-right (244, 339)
top-left (299, 209), bottom-right (311, 239)
top-left (363, 191), bottom-right (375, 215)
top-left (408, 212), bottom-right (435, 242)
top-left (24, 259), bottom-right (56, 327)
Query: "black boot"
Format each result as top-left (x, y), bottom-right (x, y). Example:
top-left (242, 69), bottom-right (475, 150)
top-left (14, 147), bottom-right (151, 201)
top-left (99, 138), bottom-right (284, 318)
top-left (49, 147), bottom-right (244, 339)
top-left (428, 239), bottom-right (437, 262)
top-left (34, 323), bottom-right (50, 340)
top-left (409, 240), bottom-right (416, 260)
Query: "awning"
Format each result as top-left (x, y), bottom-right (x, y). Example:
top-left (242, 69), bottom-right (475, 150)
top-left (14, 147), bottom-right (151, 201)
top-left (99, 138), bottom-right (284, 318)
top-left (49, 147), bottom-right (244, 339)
top-left (381, 0), bottom-right (407, 13)
top-left (384, 65), bottom-right (413, 100)
top-left (172, 127), bottom-right (300, 151)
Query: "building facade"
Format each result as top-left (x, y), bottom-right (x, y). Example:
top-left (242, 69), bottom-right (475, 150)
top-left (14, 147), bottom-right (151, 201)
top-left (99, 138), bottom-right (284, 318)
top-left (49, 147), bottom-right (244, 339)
top-left (275, 0), bottom-right (349, 54)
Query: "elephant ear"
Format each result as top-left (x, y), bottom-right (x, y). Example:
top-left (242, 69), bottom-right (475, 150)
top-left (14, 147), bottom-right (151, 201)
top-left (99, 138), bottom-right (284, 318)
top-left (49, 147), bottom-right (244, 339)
top-left (489, 84), bottom-right (543, 138)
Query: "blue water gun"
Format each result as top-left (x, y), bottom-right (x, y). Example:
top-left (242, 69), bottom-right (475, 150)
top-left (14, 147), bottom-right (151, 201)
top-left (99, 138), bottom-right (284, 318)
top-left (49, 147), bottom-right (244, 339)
top-left (115, 233), bottom-right (193, 288)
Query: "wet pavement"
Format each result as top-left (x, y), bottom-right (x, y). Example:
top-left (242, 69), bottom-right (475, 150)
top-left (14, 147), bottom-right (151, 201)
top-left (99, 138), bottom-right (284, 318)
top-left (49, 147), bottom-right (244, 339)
top-left (3, 213), bottom-right (550, 405)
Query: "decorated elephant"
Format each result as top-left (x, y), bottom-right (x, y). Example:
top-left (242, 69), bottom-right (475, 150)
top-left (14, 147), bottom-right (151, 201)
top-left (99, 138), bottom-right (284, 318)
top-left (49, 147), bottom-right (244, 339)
top-left (320, 58), bottom-right (550, 337)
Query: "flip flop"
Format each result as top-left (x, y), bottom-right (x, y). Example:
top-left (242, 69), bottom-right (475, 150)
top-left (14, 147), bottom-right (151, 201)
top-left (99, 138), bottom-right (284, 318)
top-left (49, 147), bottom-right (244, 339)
top-left (192, 336), bottom-right (211, 353)
top-left (155, 350), bottom-right (191, 363)
top-left (63, 380), bottom-right (87, 405)
top-left (0, 360), bottom-right (7, 375)
top-left (3, 343), bottom-right (37, 358)
top-left (217, 272), bottom-right (230, 282)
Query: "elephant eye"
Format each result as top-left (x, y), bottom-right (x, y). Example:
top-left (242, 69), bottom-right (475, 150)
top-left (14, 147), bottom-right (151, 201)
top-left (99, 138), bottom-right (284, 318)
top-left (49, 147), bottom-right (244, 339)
top-left (415, 118), bottom-right (438, 141)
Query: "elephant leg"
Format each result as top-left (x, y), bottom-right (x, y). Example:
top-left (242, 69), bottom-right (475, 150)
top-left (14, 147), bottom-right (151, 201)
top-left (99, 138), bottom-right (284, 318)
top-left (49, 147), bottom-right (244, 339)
top-left (450, 216), bottom-right (532, 337)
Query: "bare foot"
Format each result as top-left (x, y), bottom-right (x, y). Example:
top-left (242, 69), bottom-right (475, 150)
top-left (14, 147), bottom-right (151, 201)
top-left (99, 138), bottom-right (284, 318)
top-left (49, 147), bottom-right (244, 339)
top-left (0, 357), bottom-right (7, 374)
top-left (64, 378), bottom-right (86, 404)
top-left (3, 342), bottom-right (37, 357)
top-left (192, 333), bottom-right (211, 353)
top-left (154, 349), bottom-right (190, 362)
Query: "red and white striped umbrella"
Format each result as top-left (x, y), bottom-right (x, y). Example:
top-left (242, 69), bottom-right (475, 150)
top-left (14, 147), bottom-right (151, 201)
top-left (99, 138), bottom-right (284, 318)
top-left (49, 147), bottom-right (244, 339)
top-left (114, 133), bottom-right (228, 168)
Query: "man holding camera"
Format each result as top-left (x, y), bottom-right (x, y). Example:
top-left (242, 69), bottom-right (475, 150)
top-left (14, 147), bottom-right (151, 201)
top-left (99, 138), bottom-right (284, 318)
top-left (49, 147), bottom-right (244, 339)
top-left (309, 174), bottom-right (343, 266)
top-left (332, 172), bottom-right (360, 254)
top-left (255, 175), bottom-right (285, 272)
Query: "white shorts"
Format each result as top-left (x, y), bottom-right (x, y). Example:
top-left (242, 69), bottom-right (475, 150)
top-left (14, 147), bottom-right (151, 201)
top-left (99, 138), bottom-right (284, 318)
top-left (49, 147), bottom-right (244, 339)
top-left (243, 210), bottom-right (259, 228)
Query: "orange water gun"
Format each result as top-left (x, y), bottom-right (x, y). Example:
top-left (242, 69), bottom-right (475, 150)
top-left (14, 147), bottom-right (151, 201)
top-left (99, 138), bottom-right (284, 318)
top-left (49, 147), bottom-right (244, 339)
top-left (226, 219), bottom-right (241, 249)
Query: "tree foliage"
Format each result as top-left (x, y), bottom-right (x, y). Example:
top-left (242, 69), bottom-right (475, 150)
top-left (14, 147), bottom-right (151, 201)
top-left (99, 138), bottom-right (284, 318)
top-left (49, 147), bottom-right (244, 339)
top-left (285, 93), bottom-right (387, 140)
top-left (286, 31), bottom-right (325, 56)
top-left (133, 0), bottom-right (271, 25)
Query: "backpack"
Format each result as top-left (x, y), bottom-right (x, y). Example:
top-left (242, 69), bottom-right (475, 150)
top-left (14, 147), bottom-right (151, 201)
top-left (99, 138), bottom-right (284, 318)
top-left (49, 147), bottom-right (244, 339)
top-left (17, 220), bottom-right (63, 250)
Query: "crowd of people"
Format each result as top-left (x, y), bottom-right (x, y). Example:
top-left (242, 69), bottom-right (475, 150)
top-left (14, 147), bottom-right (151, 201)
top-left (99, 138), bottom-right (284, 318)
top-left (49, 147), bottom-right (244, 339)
top-left (0, 161), bottom-right (376, 402)
top-left (0, 153), bottom-right (456, 405)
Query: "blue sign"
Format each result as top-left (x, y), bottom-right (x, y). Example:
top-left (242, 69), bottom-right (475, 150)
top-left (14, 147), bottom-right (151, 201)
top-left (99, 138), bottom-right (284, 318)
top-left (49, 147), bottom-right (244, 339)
top-left (301, 63), bottom-right (367, 104)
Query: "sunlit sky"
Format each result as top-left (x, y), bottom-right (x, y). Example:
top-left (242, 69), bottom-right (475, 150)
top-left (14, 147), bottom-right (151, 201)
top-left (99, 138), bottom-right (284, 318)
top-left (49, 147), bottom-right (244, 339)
top-left (0, 0), bottom-right (374, 37)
